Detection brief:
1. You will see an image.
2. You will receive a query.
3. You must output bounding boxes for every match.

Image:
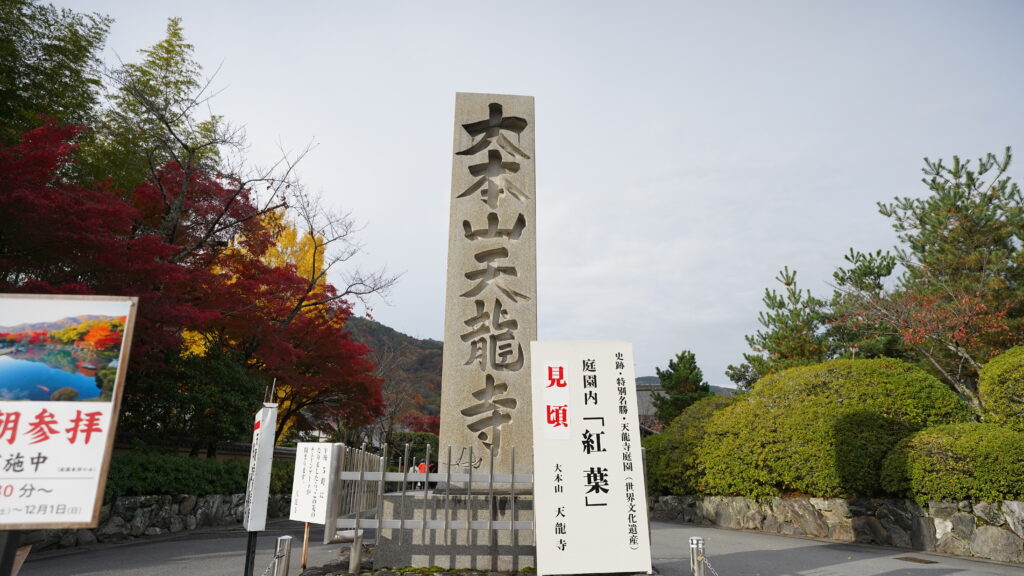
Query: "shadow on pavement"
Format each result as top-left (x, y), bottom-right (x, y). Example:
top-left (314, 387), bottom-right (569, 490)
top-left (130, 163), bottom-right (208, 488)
top-left (656, 541), bottom-right (970, 576)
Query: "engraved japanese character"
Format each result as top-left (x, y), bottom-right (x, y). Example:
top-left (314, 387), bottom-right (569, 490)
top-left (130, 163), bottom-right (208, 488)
top-left (459, 150), bottom-right (529, 209)
top-left (460, 374), bottom-right (517, 451)
top-left (461, 299), bottom-right (524, 371)
top-left (462, 248), bottom-right (529, 302)
top-left (464, 212), bottom-right (526, 241)
top-left (455, 103), bottom-right (530, 159)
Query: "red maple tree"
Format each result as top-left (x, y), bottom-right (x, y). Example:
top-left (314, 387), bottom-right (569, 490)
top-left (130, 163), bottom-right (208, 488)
top-left (0, 122), bottom-right (383, 443)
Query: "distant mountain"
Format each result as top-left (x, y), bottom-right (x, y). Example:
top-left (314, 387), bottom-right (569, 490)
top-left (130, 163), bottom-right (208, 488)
top-left (0, 315), bottom-right (115, 334)
top-left (635, 375), bottom-right (736, 397)
top-left (343, 319), bottom-right (738, 421)
top-left (345, 316), bottom-right (443, 416)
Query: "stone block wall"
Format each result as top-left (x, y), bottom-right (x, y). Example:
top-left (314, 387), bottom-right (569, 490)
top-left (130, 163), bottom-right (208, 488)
top-left (652, 495), bottom-right (1024, 564)
top-left (22, 493), bottom-right (291, 553)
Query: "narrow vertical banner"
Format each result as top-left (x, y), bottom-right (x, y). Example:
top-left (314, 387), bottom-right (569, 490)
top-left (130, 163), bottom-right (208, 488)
top-left (439, 93), bottom-right (537, 475)
top-left (531, 341), bottom-right (652, 576)
top-left (243, 402), bottom-right (278, 532)
top-left (0, 294), bottom-right (138, 530)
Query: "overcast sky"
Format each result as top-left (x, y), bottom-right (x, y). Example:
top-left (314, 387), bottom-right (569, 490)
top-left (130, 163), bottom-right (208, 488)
top-left (58, 0), bottom-right (1024, 384)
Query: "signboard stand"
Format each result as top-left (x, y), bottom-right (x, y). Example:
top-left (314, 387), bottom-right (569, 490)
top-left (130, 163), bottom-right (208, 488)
top-left (243, 532), bottom-right (258, 576)
top-left (530, 341), bottom-right (652, 576)
top-left (0, 531), bottom-right (20, 576)
top-left (0, 294), bottom-right (139, 575)
top-left (288, 441), bottom-right (339, 571)
top-left (301, 522), bottom-right (310, 570)
top-left (242, 403), bottom-right (278, 576)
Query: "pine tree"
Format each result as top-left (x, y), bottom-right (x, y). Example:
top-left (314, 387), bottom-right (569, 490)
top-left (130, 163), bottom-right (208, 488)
top-left (834, 149), bottom-right (1022, 415)
top-left (651, 350), bottom-right (712, 425)
top-left (726, 267), bottom-right (829, 390)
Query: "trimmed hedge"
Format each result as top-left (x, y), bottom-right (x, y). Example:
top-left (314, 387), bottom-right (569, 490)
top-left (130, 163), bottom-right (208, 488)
top-left (643, 395), bottom-right (734, 496)
top-left (881, 422), bottom-right (1024, 503)
top-left (699, 359), bottom-right (971, 500)
top-left (979, 346), bottom-right (1024, 432)
top-left (105, 451), bottom-right (294, 499)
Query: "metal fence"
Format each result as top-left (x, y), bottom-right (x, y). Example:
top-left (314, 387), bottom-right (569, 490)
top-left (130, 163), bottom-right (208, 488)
top-left (322, 442), bottom-right (386, 542)
top-left (323, 444), bottom-right (534, 543)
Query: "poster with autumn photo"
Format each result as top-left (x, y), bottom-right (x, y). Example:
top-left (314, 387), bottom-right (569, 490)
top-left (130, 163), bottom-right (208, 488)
top-left (0, 295), bottom-right (134, 403)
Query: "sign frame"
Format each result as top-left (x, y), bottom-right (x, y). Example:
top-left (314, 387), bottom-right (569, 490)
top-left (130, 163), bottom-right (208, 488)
top-left (531, 341), bottom-right (652, 576)
top-left (289, 442), bottom-right (338, 525)
top-left (0, 293), bottom-right (138, 530)
top-left (243, 402), bottom-right (278, 532)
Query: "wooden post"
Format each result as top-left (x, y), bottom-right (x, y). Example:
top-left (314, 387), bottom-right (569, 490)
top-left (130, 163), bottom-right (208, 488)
top-left (301, 522), bottom-right (310, 570)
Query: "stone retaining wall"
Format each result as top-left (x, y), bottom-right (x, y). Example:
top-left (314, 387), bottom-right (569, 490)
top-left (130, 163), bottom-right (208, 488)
top-left (22, 493), bottom-right (292, 553)
top-left (652, 495), bottom-right (1024, 564)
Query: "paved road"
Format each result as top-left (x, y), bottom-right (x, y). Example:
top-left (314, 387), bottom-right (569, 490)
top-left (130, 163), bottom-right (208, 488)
top-left (20, 519), bottom-right (1023, 576)
top-left (20, 520), bottom-right (345, 576)
top-left (651, 521), bottom-right (1021, 576)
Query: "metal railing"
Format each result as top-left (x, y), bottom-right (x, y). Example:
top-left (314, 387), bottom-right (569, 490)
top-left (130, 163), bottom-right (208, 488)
top-left (321, 442), bottom-right (656, 572)
top-left (322, 442), bottom-right (384, 538)
top-left (324, 444), bottom-right (534, 536)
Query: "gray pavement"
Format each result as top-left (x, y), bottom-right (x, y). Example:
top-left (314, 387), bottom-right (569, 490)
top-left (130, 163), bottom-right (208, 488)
top-left (651, 521), bottom-right (1022, 576)
top-left (19, 520), bottom-right (344, 576)
top-left (18, 519), bottom-right (1024, 576)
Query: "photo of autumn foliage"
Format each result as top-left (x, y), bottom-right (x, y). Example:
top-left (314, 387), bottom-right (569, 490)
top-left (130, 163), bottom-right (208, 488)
top-left (0, 297), bottom-right (131, 402)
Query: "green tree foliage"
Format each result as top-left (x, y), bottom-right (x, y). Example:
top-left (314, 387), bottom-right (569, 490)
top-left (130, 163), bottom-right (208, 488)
top-left (978, 346), bottom-right (1024, 432)
top-left (726, 267), bottom-right (829, 390)
top-left (881, 422), bottom-right (1024, 503)
top-left (643, 395), bottom-right (734, 496)
top-left (834, 149), bottom-right (1023, 416)
top-left (49, 321), bottom-right (92, 344)
top-left (78, 17), bottom-right (225, 192)
top-left (827, 250), bottom-right (909, 361)
top-left (388, 431), bottom-right (440, 469)
top-left (701, 359), bottom-right (971, 500)
top-left (651, 350), bottom-right (712, 425)
top-left (0, 0), bottom-right (110, 142)
top-left (49, 387), bottom-right (78, 401)
top-left (95, 366), bottom-right (116, 400)
top-left (175, 349), bottom-right (266, 456)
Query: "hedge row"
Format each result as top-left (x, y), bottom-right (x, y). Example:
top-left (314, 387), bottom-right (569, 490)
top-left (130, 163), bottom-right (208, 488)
top-left (647, 352), bottom-right (1024, 503)
top-left (643, 395), bottom-right (733, 496)
top-left (881, 422), bottom-right (1024, 503)
top-left (699, 359), bottom-right (971, 499)
top-left (105, 451), bottom-right (294, 499)
top-left (979, 345), bottom-right (1024, 432)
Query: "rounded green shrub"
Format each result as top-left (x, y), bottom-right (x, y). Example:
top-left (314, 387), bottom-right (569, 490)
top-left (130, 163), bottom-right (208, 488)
top-left (979, 346), bottom-right (1024, 432)
top-left (699, 358), bottom-right (971, 500)
top-left (881, 422), bottom-right (1024, 503)
top-left (642, 394), bottom-right (734, 496)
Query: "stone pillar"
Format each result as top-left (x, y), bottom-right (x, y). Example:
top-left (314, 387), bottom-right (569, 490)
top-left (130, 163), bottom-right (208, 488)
top-left (438, 93), bottom-right (536, 475)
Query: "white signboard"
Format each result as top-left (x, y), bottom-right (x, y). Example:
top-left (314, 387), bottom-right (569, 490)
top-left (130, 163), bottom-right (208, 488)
top-left (0, 294), bottom-right (137, 529)
top-left (531, 341), bottom-right (652, 576)
top-left (289, 442), bottom-right (336, 524)
top-left (243, 403), bottom-right (277, 532)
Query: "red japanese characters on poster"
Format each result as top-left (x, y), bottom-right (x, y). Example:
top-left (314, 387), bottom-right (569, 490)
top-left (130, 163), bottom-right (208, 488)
top-left (531, 341), bottom-right (652, 576)
top-left (0, 294), bottom-right (138, 529)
